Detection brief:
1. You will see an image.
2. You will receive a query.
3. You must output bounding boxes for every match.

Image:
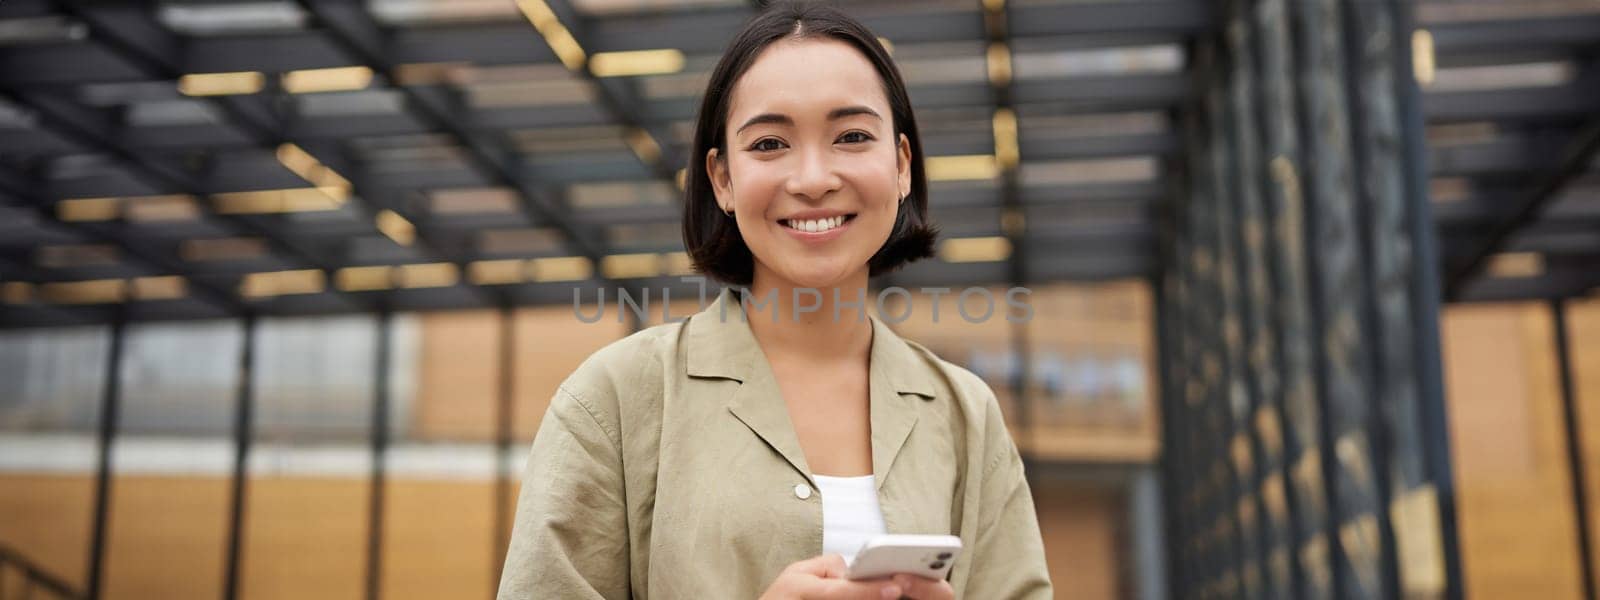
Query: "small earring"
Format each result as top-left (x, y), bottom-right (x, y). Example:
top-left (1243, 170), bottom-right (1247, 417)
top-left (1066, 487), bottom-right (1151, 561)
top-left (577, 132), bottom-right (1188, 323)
top-left (722, 204), bottom-right (734, 217)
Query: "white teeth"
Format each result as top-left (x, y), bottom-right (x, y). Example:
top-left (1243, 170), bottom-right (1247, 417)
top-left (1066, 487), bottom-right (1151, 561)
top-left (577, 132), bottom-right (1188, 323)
top-left (787, 216), bottom-right (846, 233)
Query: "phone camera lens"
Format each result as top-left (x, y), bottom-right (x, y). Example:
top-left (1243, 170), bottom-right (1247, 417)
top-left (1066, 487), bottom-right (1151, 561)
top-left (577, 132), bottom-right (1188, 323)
top-left (929, 561), bottom-right (946, 570)
top-left (937, 552), bottom-right (953, 560)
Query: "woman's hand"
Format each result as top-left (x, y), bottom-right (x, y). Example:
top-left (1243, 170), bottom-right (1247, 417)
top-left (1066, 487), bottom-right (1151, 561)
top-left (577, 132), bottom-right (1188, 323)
top-left (759, 554), bottom-right (955, 600)
top-left (886, 573), bottom-right (955, 600)
top-left (759, 554), bottom-right (898, 599)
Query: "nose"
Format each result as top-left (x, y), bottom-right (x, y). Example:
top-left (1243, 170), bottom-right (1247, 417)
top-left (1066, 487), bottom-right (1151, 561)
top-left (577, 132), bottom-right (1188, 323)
top-left (783, 144), bottom-right (842, 201)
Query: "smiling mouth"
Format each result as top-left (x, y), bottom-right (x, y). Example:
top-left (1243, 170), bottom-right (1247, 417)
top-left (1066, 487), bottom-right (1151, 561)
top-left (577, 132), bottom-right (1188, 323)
top-left (779, 214), bottom-right (856, 233)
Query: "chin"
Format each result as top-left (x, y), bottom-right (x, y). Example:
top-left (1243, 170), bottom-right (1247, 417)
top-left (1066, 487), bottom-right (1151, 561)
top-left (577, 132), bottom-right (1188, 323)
top-left (778, 263), bottom-right (860, 289)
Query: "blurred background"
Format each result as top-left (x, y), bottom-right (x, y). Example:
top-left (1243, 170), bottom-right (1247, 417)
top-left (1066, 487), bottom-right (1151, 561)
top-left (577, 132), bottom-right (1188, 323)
top-left (0, 0), bottom-right (1595, 599)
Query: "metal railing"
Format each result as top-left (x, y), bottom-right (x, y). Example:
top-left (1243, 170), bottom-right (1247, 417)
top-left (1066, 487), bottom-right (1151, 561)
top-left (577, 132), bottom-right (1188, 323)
top-left (0, 543), bottom-right (83, 600)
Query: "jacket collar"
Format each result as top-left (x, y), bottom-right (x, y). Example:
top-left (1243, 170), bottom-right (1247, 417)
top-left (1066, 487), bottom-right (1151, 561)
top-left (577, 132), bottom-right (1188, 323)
top-left (685, 287), bottom-right (938, 398)
top-left (685, 287), bottom-right (938, 490)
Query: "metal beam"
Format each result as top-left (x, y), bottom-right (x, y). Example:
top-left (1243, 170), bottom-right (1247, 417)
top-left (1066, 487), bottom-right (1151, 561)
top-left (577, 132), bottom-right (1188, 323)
top-left (85, 311), bottom-right (125, 600)
top-left (0, 253), bottom-right (106, 326)
top-left (0, 3), bottom-right (1213, 85)
top-left (1204, 41), bottom-right (1268, 597)
top-left (583, 2), bottom-right (1207, 53)
top-left (1452, 258), bottom-right (1600, 302)
top-left (300, 140), bottom-right (503, 306)
top-left (1392, 0), bottom-right (1466, 591)
top-left (0, 543), bottom-right (83, 599)
top-left (14, 4), bottom-right (599, 314)
top-left (3, 88), bottom-right (377, 311)
top-left (44, 1), bottom-right (540, 309)
top-left (1428, 13), bottom-right (1600, 58)
top-left (0, 163), bottom-right (251, 315)
top-left (290, 0), bottom-right (608, 267)
top-left (1152, 184), bottom-right (1189, 600)
top-left (1223, 1), bottom-right (1294, 592)
top-left (1444, 115), bottom-right (1600, 299)
top-left (1428, 135), bottom-right (1567, 177)
top-left (1423, 81), bottom-right (1600, 123)
top-left (221, 315), bottom-right (256, 600)
top-left (1008, 1), bottom-right (1212, 38)
top-left (1021, 131), bottom-right (1179, 161)
top-left (1552, 298), bottom-right (1599, 600)
top-left (544, 0), bottom-right (684, 181)
top-left (1433, 180), bottom-right (1600, 227)
top-left (51, 1), bottom-right (279, 143)
top-left (0, 78), bottom-right (1192, 158)
top-left (365, 309), bottom-right (392, 600)
top-left (1011, 73), bottom-right (1189, 109)
top-left (492, 305), bottom-right (515, 593)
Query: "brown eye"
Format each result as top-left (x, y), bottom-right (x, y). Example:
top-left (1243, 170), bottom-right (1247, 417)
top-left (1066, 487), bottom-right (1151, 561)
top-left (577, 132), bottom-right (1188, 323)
top-left (837, 131), bottom-right (873, 144)
top-left (749, 138), bottom-right (786, 152)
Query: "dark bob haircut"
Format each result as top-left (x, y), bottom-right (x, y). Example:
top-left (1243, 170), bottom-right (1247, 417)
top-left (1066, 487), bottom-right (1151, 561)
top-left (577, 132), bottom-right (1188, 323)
top-left (681, 0), bottom-right (938, 286)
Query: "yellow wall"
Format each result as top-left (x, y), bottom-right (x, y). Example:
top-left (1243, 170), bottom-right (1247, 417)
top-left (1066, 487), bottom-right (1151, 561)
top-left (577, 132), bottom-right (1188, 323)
top-left (239, 478), bottom-right (369, 600)
top-left (1440, 299), bottom-right (1600, 599)
top-left (410, 310), bottom-right (500, 442)
top-left (382, 480), bottom-right (497, 600)
top-left (105, 475), bottom-right (230, 599)
top-left (1035, 481), bottom-right (1125, 599)
top-left (0, 474), bottom-right (93, 589)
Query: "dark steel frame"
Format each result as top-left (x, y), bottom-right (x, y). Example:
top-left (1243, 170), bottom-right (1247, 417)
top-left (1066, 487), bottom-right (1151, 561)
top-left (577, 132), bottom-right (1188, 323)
top-left (221, 315), bottom-right (256, 600)
top-left (365, 309), bottom-right (392, 600)
top-left (493, 305), bottom-right (516, 593)
top-left (1552, 298), bottom-right (1598, 600)
top-left (83, 311), bottom-right (123, 600)
top-left (1156, 1), bottom-right (1470, 598)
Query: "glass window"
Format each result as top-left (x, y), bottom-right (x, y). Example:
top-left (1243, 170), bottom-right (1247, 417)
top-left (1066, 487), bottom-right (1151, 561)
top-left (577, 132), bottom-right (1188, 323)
top-left (383, 310), bottom-right (500, 600)
top-left (104, 320), bottom-right (242, 598)
top-left (0, 325), bottom-right (109, 589)
top-left (242, 314), bottom-right (383, 600)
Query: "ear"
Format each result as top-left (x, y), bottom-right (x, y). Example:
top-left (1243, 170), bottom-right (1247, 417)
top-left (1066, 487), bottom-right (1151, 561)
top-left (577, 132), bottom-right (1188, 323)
top-left (706, 147), bottom-right (732, 208)
top-left (895, 133), bottom-right (912, 201)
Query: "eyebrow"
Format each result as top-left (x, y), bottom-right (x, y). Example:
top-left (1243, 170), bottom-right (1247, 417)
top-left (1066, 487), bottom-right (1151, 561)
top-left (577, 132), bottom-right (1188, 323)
top-left (734, 105), bottom-right (883, 135)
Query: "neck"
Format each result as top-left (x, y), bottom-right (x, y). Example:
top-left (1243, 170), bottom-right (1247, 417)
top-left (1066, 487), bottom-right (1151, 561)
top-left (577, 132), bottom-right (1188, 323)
top-left (741, 268), bottom-right (874, 365)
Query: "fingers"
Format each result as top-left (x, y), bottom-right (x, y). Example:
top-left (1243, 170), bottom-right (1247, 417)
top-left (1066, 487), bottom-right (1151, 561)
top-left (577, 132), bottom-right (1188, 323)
top-left (784, 554), bottom-right (896, 600)
top-left (787, 553), bottom-right (850, 578)
top-left (810, 578), bottom-right (903, 600)
top-left (890, 574), bottom-right (955, 600)
top-left (817, 554), bottom-right (850, 579)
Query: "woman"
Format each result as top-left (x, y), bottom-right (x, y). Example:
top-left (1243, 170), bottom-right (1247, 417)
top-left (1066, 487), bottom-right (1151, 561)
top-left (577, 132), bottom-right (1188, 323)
top-left (498, 3), bottom-right (1052, 598)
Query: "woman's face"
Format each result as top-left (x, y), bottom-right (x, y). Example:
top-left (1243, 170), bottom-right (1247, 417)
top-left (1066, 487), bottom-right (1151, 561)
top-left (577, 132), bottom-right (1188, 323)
top-left (708, 37), bottom-right (912, 290)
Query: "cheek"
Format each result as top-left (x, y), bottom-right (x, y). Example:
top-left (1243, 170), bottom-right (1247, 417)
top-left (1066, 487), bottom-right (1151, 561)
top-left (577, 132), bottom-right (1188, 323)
top-left (839, 154), bottom-right (902, 201)
top-left (728, 160), bottom-right (783, 201)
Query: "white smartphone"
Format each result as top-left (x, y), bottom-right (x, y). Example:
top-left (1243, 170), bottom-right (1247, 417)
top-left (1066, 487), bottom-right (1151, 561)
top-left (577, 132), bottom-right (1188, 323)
top-left (845, 534), bottom-right (963, 581)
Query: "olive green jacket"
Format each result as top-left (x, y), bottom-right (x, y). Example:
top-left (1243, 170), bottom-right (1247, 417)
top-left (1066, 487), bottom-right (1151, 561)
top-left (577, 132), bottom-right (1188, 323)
top-left (497, 289), bottom-right (1052, 599)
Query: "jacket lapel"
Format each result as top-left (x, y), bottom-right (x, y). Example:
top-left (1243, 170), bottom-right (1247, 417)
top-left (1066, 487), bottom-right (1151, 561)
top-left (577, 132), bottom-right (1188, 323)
top-left (685, 288), bottom-right (942, 488)
top-left (687, 289), bottom-right (814, 482)
top-left (867, 314), bottom-right (938, 490)
top-left (727, 366), bottom-right (814, 482)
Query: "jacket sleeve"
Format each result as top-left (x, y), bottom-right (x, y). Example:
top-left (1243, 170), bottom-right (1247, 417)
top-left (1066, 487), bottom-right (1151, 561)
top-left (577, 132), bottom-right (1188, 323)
top-left (497, 384), bottom-right (630, 600)
top-left (961, 398), bottom-right (1054, 599)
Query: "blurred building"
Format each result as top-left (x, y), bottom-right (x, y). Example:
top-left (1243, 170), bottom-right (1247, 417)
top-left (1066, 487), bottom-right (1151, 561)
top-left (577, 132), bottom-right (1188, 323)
top-left (0, 0), bottom-right (1596, 599)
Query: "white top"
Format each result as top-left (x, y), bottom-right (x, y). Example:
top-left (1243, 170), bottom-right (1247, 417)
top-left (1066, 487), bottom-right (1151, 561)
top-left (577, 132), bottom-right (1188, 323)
top-left (813, 474), bottom-right (888, 565)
